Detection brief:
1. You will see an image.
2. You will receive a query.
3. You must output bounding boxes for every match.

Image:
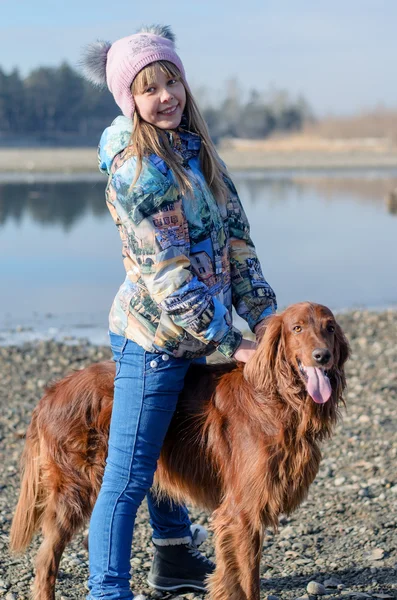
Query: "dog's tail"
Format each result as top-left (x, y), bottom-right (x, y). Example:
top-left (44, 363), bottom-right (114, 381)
top-left (9, 408), bottom-right (43, 552)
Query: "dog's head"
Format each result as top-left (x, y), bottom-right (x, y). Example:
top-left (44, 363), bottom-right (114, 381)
top-left (245, 302), bottom-right (349, 411)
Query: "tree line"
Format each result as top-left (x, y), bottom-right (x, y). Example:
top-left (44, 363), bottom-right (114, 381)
top-left (0, 63), bottom-right (313, 146)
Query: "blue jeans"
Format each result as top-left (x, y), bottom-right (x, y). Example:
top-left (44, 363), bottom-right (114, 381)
top-left (87, 332), bottom-right (205, 599)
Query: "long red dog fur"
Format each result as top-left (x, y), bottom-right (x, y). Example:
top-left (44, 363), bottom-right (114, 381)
top-left (10, 302), bottom-right (349, 600)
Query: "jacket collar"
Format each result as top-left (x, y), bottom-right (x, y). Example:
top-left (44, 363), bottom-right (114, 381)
top-left (167, 128), bottom-right (201, 155)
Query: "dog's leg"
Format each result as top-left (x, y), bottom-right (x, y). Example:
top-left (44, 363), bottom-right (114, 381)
top-left (206, 505), bottom-right (248, 600)
top-left (32, 509), bottom-right (74, 600)
top-left (234, 522), bottom-right (262, 600)
top-left (207, 505), bottom-right (262, 600)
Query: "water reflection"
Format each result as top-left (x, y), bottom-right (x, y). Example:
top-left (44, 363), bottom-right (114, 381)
top-left (233, 173), bottom-right (397, 214)
top-left (0, 182), bottom-right (107, 231)
top-left (1, 174), bottom-right (396, 234)
top-left (387, 188), bottom-right (397, 215)
top-left (0, 172), bottom-right (396, 335)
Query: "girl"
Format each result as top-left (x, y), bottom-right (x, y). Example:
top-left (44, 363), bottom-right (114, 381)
top-left (81, 24), bottom-right (276, 600)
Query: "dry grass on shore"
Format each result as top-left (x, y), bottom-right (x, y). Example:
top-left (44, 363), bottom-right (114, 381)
top-left (2, 108), bottom-right (397, 174)
top-left (303, 108), bottom-right (397, 142)
top-left (218, 108), bottom-right (397, 169)
top-left (1, 142), bottom-right (397, 175)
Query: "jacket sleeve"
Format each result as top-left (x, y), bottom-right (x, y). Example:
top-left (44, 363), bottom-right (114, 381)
top-left (224, 175), bottom-right (277, 331)
top-left (107, 156), bottom-right (242, 358)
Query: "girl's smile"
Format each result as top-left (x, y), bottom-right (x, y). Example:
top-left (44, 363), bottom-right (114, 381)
top-left (159, 105), bottom-right (178, 115)
top-left (133, 64), bottom-right (186, 129)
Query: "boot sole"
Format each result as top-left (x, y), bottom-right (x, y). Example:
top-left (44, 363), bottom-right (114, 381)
top-left (147, 574), bottom-right (208, 592)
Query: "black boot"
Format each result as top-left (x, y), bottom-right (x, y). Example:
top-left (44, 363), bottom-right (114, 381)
top-left (147, 535), bottom-right (215, 592)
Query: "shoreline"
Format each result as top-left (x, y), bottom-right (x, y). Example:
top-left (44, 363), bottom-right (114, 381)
top-left (1, 146), bottom-right (397, 176)
top-left (1, 306), bottom-right (396, 348)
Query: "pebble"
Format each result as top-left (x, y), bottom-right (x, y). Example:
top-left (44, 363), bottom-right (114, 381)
top-left (334, 477), bottom-right (346, 486)
top-left (369, 548), bottom-right (385, 561)
top-left (307, 581), bottom-right (327, 595)
top-left (1, 311), bottom-right (396, 599)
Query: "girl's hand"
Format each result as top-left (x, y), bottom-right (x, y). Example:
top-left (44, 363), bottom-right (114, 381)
top-left (232, 338), bottom-right (257, 363)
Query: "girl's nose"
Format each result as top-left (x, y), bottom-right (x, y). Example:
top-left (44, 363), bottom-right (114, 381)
top-left (160, 88), bottom-right (173, 102)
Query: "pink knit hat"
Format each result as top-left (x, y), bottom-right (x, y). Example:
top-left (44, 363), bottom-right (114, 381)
top-left (80, 25), bottom-right (186, 118)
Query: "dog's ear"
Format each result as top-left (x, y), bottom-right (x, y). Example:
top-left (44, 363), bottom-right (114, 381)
top-left (260, 314), bottom-right (283, 370)
top-left (244, 314), bottom-right (283, 390)
top-left (334, 321), bottom-right (350, 370)
top-left (327, 320), bottom-right (349, 408)
top-left (253, 318), bottom-right (268, 343)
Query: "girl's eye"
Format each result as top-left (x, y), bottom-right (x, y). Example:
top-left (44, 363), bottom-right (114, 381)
top-left (145, 86), bottom-right (155, 93)
top-left (293, 326), bottom-right (302, 333)
top-left (168, 79), bottom-right (177, 85)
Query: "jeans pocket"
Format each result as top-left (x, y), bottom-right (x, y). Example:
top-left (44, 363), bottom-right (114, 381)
top-left (142, 352), bottom-right (191, 410)
top-left (144, 351), bottom-right (179, 376)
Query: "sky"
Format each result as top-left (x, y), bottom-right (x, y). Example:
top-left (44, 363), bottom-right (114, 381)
top-left (1, 0), bottom-right (396, 116)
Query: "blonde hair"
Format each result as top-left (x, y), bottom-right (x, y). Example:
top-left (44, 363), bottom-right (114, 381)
top-left (128, 60), bottom-right (228, 203)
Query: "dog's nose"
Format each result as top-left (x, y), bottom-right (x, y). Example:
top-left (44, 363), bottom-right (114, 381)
top-left (312, 348), bottom-right (331, 365)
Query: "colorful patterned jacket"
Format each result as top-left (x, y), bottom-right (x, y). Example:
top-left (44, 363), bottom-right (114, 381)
top-left (99, 116), bottom-right (277, 358)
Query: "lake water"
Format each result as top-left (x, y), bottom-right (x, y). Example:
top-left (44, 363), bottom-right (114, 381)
top-left (0, 169), bottom-right (396, 345)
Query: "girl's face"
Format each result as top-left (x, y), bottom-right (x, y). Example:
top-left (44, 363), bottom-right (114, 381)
top-left (133, 64), bottom-right (186, 129)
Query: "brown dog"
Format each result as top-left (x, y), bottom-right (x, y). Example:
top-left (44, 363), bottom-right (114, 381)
top-left (10, 302), bottom-right (349, 600)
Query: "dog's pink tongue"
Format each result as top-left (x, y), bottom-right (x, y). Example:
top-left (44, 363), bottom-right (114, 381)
top-left (305, 367), bottom-right (332, 404)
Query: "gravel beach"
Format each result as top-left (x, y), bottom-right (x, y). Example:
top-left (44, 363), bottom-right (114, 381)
top-left (0, 309), bottom-right (396, 600)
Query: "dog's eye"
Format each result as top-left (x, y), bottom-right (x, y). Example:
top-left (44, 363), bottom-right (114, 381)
top-left (327, 324), bottom-right (335, 333)
top-left (293, 325), bottom-right (302, 333)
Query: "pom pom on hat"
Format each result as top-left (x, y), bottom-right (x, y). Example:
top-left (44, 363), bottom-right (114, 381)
top-left (136, 24), bottom-right (176, 42)
top-left (79, 40), bottom-right (112, 87)
top-left (80, 24), bottom-right (186, 118)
